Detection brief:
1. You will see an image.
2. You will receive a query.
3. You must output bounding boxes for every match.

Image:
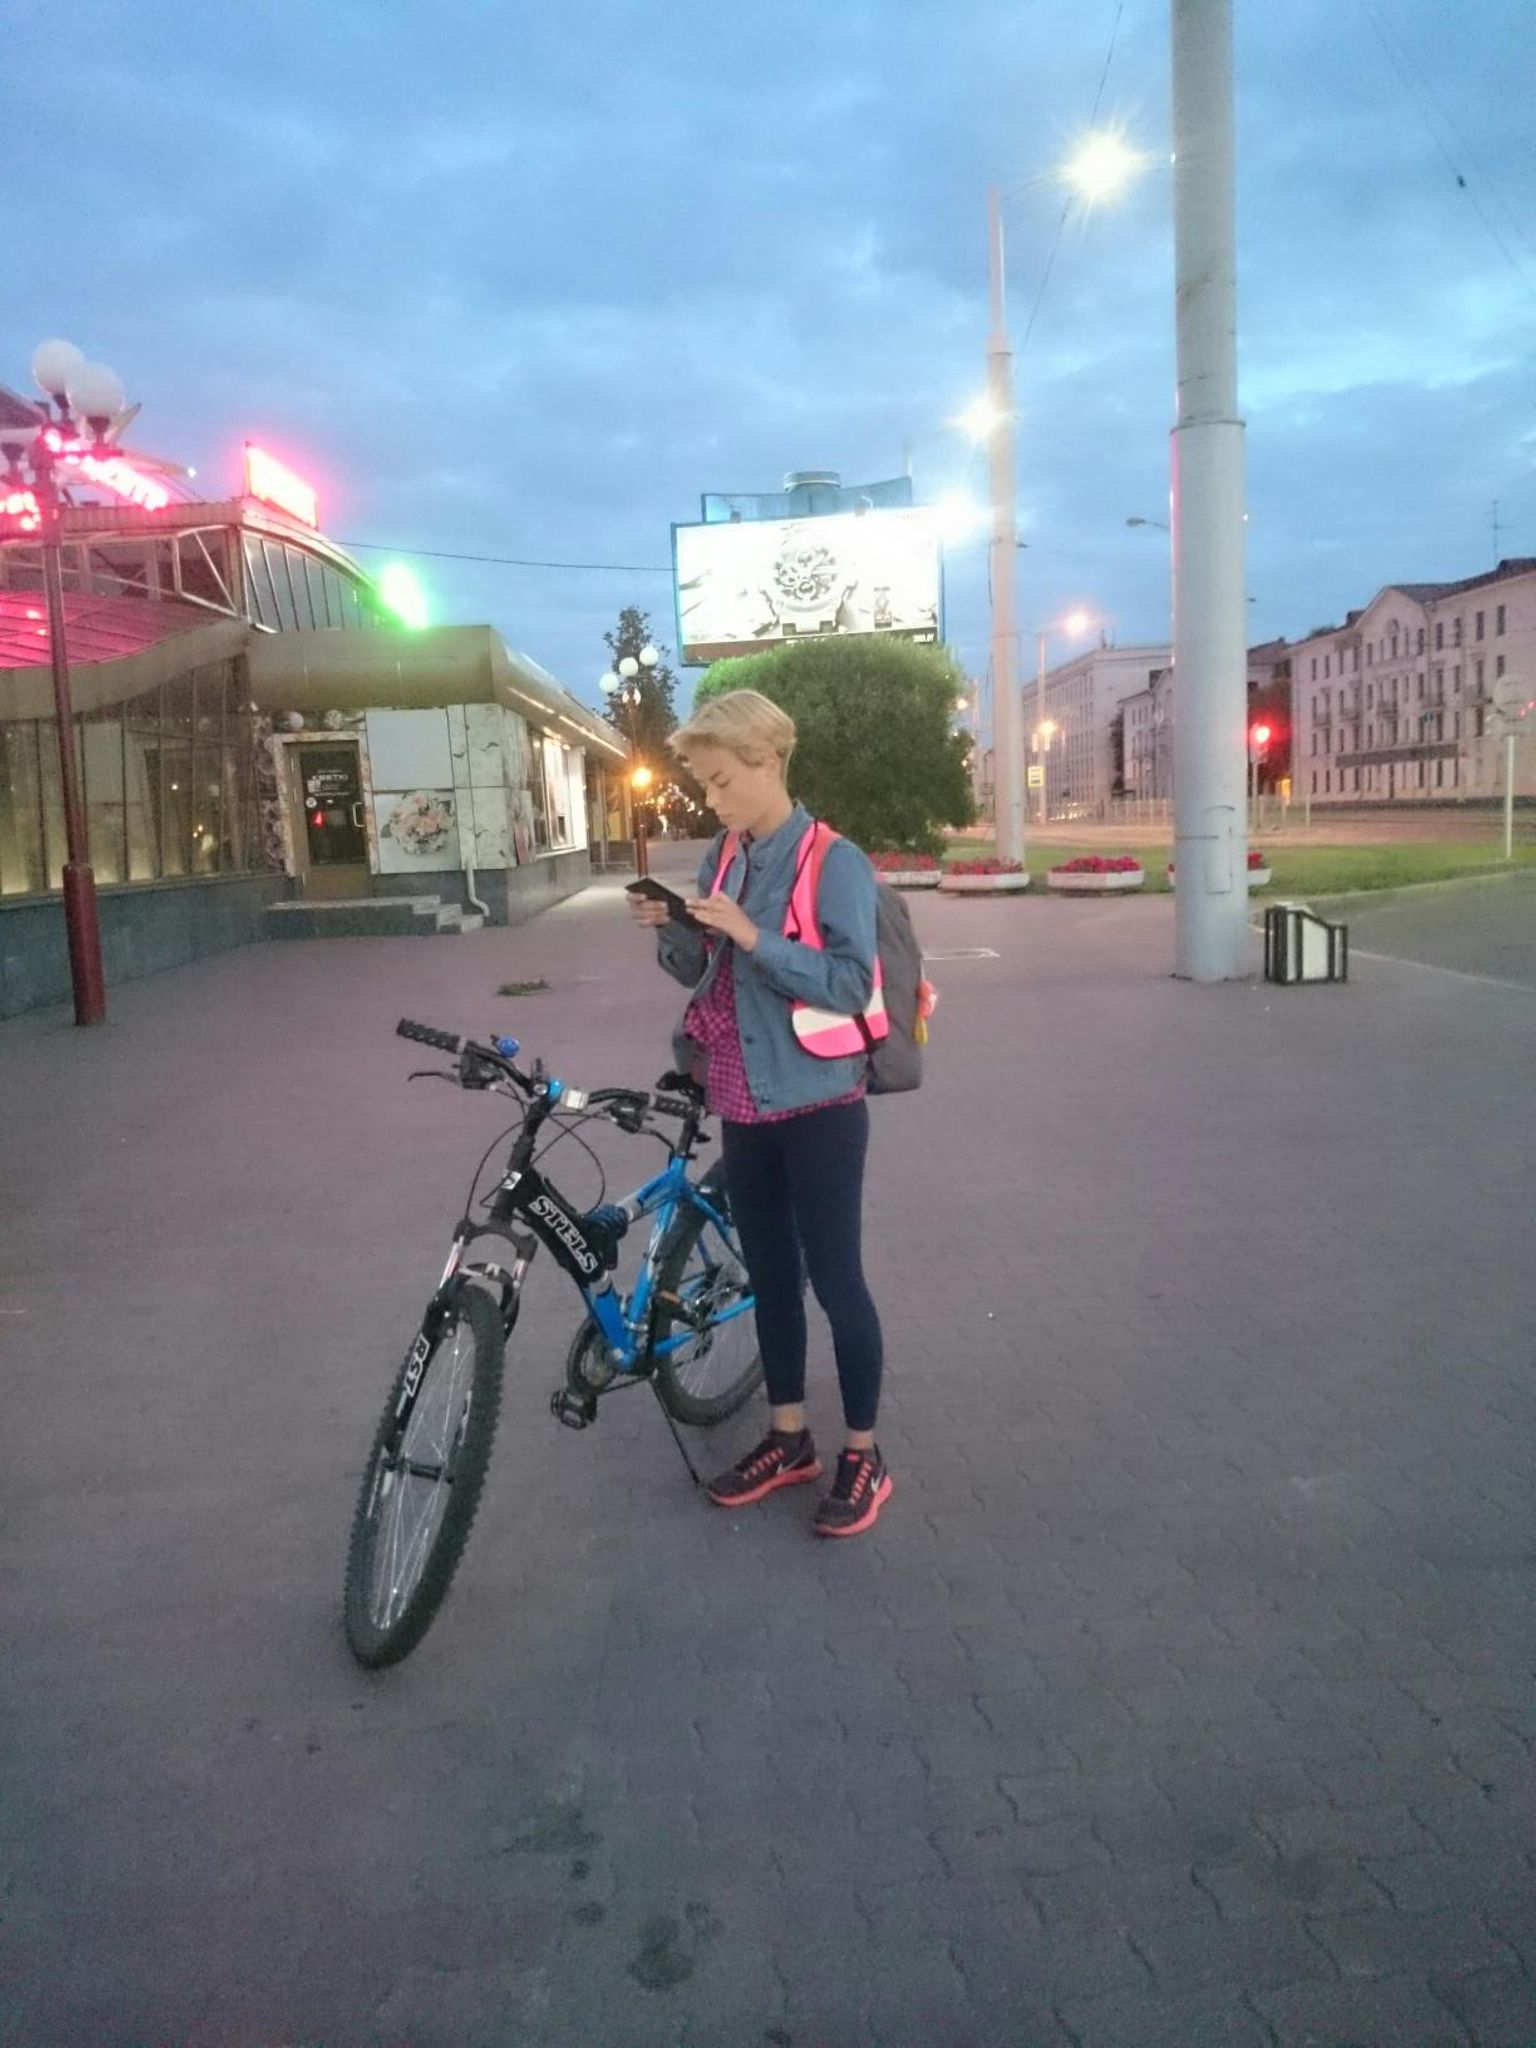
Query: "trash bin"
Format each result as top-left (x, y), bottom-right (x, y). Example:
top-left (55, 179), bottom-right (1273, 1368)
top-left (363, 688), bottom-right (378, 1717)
top-left (1264, 902), bottom-right (1348, 985)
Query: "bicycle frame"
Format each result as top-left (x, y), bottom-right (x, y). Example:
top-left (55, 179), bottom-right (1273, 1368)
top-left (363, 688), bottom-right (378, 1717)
top-left (426, 1126), bottom-right (749, 1387)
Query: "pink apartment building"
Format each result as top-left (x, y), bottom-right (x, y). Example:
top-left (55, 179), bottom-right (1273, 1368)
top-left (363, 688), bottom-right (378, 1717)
top-left (1289, 558), bottom-right (1536, 805)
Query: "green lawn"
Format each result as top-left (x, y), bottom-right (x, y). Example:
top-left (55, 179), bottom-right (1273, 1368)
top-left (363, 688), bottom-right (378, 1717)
top-left (945, 838), bottom-right (1536, 896)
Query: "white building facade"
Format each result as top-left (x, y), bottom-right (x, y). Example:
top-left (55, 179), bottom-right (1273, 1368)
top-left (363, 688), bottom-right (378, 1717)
top-left (1290, 559), bottom-right (1536, 805)
top-left (1037, 645), bottom-right (1171, 814)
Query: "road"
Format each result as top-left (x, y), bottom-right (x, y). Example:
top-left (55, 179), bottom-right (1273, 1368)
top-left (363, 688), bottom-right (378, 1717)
top-left (2, 861), bottom-right (1533, 2046)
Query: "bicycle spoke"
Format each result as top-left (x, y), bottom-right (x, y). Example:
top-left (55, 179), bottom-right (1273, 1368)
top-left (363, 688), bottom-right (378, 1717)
top-left (367, 1321), bottom-right (475, 1628)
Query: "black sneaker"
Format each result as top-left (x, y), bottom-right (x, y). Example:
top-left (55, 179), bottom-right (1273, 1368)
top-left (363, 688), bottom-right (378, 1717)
top-left (705, 1429), bottom-right (821, 1508)
top-left (813, 1446), bottom-right (893, 1538)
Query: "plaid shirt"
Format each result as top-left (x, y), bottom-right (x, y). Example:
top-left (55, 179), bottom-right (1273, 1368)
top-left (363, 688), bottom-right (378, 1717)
top-left (685, 940), bottom-right (864, 1126)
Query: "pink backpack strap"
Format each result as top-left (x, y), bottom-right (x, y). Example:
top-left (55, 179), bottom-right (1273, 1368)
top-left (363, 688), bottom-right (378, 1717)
top-left (786, 822), bottom-right (839, 943)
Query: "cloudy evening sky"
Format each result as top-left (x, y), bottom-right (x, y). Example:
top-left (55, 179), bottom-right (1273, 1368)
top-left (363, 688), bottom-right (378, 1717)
top-left (7, 0), bottom-right (1535, 709)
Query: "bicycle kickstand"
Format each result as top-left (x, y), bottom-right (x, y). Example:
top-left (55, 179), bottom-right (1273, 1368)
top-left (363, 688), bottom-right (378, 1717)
top-left (650, 1381), bottom-right (703, 1488)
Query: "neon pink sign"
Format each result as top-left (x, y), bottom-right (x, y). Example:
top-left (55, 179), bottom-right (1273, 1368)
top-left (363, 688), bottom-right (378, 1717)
top-left (244, 443), bottom-right (319, 528)
top-left (33, 430), bottom-right (171, 513)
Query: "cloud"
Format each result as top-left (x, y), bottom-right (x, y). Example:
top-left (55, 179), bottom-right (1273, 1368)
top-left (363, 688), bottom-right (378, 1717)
top-left (3, 0), bottom-right (1532, 701)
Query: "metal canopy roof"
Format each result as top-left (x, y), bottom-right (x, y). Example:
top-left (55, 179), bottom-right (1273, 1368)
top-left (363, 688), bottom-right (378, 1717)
top-left (246, 624), bottom-right (627, 764)
top-left (0, 594), bottom-right (625, 764)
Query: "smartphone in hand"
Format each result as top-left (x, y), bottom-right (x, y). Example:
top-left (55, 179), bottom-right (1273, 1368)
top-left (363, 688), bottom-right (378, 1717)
top-left (626, 877), bottom-right (705, 933)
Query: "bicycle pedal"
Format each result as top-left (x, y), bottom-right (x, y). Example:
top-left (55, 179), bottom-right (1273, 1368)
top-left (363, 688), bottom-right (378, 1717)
top-left (550, 1388), bottom-right (597, 1430)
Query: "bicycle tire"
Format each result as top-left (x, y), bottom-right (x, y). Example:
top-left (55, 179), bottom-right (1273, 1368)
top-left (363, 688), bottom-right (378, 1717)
top-left (343, 1282), bottom-right (504, 1668)
top-left (651, 1192), bottom-right (762, 1428)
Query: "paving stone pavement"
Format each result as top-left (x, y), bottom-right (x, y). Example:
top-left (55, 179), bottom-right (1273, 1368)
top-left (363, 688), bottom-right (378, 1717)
top-left (2, 855), bottom-right (1534, 2048)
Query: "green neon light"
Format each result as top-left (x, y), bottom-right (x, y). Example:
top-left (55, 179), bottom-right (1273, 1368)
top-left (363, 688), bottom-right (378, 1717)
top-left (379, 561), bottom-right (429, 628)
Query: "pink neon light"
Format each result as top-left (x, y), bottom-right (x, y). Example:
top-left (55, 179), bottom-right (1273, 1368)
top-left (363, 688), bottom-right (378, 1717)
top-left (244, 443), bottom-right (319, 528)
top-left (67, 451), bottom-right (170, 513)
top-left (0, 488), bottom-right (42, 534)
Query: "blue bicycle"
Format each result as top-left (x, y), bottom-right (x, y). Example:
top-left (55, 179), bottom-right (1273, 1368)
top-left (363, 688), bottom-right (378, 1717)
top-left (343, 1018), bottom-right (761, 1668)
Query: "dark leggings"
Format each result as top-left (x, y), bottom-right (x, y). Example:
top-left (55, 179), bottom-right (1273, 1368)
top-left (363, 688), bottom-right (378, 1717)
top-left (720, 1097), bottom-right (885, 1434)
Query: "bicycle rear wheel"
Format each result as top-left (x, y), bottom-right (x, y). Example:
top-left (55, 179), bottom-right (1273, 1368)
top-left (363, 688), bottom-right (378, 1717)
top-left (343, 1283), bottom-right (504, 1668)
top-left (651, 1180), bottom-right (762, 1428)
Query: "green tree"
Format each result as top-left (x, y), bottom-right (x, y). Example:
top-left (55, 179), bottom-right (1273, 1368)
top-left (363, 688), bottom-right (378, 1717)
top-left (694, 636), bottom-right (975, 853)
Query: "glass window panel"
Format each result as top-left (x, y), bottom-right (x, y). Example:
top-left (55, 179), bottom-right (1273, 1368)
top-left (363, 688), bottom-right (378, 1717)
top-left (243, 536), bottom-right (277, 627)
top-left (190, 668), bottom-right (223, 874)
top-left (123, 682), bottom-right (162, 879)
top-left (155, 736), bottom-right (193, 875)
top-left (177, 532), bottom-right (233, 609)
top-left (82, 703), bottom-right (127, 884)
top-left (279, 547), bottom-right (311, 628)
top-left (528, 738), bottom-right (551, 850)
top-left (36, 720), bottom-right (67, 890)
top-left (263, 543), bottom-right (297, 630)
top-left (0, 722), bottom-right (46, 896)
top-left (299, 554), bottom-right (325, 628)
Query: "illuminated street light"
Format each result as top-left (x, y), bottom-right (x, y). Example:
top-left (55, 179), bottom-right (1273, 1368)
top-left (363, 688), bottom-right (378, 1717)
top-left (603, 650), bottom-right (661, 876)
top-left (957, 395), bottom-right (1005, 443)
top-left (1060, 129), bottom-right (1147, 206)
top-left (982, 137), bottom-right (1143, 867)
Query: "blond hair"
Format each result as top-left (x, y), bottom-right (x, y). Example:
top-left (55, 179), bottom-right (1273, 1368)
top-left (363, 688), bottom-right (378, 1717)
top-left (671, 688), bottom-right (796, 771)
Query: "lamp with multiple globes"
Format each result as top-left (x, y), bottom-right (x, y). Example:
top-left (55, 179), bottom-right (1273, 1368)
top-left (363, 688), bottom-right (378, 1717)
top-left (600, 645), bottom-right (660, 875)
top-left (0, 338), bottom-right (148, 1026)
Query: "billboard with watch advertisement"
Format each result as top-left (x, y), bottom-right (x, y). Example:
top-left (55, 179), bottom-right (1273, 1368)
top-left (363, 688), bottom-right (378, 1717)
top-left (673, 505), bottom-right (941, 666)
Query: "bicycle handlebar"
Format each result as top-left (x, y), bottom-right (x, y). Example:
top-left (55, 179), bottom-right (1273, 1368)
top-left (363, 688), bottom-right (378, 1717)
top-left (395, 1020), bottom-right (703, 1130)
top-left (397, 1018), bottom-right (464, 1057)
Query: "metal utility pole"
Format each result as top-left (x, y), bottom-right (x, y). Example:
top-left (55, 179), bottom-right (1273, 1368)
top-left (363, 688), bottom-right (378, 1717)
top-left (987, 186), bottom-right (1025, 869)
top-left (1170, 0), bottom-right (1249, 980)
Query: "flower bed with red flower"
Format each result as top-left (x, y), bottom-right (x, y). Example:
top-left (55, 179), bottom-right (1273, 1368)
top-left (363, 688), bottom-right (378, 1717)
top-left (871, 851), bottom-right (941, 872)
top-left (945, 858), bottom-right (1026, 876)
top-left (1050, 855), bottom-right (1143, 875)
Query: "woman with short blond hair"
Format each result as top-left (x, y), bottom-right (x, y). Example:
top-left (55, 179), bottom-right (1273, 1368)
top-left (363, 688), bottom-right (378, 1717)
top-left (629, 688), bottom-right (892, 1537)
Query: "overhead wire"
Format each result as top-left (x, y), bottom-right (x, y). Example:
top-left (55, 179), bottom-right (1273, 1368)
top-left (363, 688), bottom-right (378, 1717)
top-left (1016, 0), bottom-right (1128, 357)
top-left (1357, 0), bottom-right (1536, 308)
top-left (337, 538), bottom-right (672, 574)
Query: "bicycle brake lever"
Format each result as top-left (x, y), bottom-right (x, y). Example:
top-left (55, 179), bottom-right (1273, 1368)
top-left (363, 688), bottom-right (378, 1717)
top-left (407, 1068), bottom-right (457, 1083)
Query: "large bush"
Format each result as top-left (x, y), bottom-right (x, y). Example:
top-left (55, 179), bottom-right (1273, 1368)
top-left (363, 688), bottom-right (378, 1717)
top-left (693, 637), bottom-right (975, 854)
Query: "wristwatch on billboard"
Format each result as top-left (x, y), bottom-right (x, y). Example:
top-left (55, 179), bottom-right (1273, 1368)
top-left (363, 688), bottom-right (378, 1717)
top-left (767, 533), bottom-right (851, 636)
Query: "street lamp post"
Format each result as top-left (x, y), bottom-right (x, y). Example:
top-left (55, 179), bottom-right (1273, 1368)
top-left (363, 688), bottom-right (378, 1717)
top-left (0, 340), bottom-right (135, 1026)
top-left (599, 643), bottom-right (659, 876)
top-left (984, 187), bottom-right (1025, 869)
top-left (629, 766), bottom-right (654, 877)
top-left (972, 140), bottom-right (1143, 867)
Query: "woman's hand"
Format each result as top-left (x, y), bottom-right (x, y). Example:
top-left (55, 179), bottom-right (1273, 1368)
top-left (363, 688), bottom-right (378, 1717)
top-left (686, 894), bottom-right (759, 952)
top-left (627, 894), bottom-right (671, 929)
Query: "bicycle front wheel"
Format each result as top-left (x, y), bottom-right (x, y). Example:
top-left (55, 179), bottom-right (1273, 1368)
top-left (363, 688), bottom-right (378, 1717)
top-left (343, 1283), bottom-right (504, 1668)
top-left (651, 1188), bottom-right (763, 1428)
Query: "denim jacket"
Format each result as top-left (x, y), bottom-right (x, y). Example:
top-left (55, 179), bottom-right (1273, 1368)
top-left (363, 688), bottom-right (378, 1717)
top-left (657, 804), bottom-right (878, 1116)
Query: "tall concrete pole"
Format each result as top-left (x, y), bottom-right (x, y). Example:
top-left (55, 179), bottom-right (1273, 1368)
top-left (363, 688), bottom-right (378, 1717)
top-left (1171, 0), bottom-right (1249, 979)
top-left (987, 186), bottom-right (1026, 868)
